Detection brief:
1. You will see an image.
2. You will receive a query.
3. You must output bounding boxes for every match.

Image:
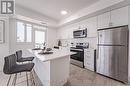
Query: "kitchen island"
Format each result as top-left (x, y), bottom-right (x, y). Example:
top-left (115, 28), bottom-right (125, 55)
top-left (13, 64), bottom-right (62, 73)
top-left (28, 48), bottom-right (75, 86)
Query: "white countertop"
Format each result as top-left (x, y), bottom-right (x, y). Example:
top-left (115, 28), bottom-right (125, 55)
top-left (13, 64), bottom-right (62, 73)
top-left (28, 48), bottom-right (75, 62)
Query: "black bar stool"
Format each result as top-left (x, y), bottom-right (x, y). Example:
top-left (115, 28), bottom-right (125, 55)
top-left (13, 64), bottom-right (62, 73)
top-left (3, 54), bottom-right (35, 86)
top-left (16, 50), bottom-right (34, 62)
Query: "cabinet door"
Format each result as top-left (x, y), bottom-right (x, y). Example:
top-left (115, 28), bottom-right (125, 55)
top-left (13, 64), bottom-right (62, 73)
top-left (97, 12), bottom-right (111, 29)
top-left (84, 17), bottom-right (97, 37)
top-left (84, 49), bottom-right (94, 71)
top-left (111, 6), bottom-right (128, 27)
top-left (67, 28), bottom-right (73, 39)
top-left (62, 30), bottom-right (68, 39)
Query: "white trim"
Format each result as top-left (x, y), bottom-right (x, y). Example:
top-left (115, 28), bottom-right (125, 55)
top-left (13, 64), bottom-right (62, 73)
top-left (16, 20), bottom-right (33, 44)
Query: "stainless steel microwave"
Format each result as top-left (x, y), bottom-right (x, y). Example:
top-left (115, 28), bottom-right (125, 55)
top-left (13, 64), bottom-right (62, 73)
top-left (73, 29), bottom-right (87, 38)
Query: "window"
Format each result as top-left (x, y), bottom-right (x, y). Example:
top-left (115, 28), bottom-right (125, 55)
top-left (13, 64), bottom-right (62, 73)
top-left (35, 31), bottom-right (45, 44)
top-left (16, 21), bottom-right (32, 43)
top-left (26, 24), bottom-right (32, 42)
top-left (17, 22), bottom-right (25, 42)
top-left (34, 25), bottom-right (46, 48)
top-left (35, 30), bottom-right (45, 48)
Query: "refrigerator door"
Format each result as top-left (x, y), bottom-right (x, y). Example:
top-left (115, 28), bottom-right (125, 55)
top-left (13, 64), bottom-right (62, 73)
top-left (98, 26), bottom-right (128, 45)
top-left (97, 46), bottom-right (128, 83)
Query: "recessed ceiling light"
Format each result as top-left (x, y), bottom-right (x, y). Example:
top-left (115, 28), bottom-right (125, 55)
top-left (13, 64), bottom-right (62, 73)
top-left (61, 10), bottom-right (68, 15)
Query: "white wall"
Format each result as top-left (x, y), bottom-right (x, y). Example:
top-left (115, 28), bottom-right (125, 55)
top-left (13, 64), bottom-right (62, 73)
top-left (47, 28), bottom-right (57, 48)
top-left (0, 16), bottom-right (9, 71)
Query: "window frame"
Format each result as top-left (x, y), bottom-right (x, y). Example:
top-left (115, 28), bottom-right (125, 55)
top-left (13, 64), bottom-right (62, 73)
top-left (15, 19), bottom-right (47, 46)
top-left (26, 24), bottom-right (33, 42)
top-left (16, 21), bottom-right (25, 43)
top-left (16, 20), bottom-right (33, 44)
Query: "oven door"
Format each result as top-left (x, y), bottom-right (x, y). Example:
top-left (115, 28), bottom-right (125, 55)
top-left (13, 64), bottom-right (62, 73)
top-left (70, 50), bottom-right (84, 61)
top-left (70, 49), bottom-right (84, 67)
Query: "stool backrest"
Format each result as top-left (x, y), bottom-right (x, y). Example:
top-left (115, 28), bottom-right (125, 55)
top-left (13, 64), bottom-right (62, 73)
top-left (16, 50), bottom-right (22, 61)
top-left (3, 54), bottom-right (17, 74)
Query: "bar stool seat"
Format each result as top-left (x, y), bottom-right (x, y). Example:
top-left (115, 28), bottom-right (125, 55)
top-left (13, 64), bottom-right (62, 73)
top-left (16, 50), bottom-right (34, 62)
top-left (18, 57), bottom-right (34, 62)
top-left (9, 63), bottom-right (34, 74)
top-left (3, 54), bottom-right (35, 86)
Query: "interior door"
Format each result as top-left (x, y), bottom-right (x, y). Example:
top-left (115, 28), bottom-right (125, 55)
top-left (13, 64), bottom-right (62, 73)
top-left (97, 46), bottom-right (128, 83)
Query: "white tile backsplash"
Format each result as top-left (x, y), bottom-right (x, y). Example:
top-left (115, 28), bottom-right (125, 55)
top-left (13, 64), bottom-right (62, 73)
top-left (59, 37), bottom-right (97, 49)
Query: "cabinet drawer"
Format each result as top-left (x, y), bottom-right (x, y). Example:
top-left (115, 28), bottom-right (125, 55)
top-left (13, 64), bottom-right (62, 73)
top-left (84, 60), bottom-right (94, 66)
top-left (84, 55), bottom-right (94, 61)
top-left (85, 55), bottom-right (92, 58)
top-left (84, 62), bottom-right (94, 71)
top-left (85, 61), bottom-right (94, 66)
top-left (85, 53), bottom-right (91, 56)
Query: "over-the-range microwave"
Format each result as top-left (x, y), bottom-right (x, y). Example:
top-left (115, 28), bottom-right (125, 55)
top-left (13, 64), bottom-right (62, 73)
top-left (73, 29), bottom-right (87, 38)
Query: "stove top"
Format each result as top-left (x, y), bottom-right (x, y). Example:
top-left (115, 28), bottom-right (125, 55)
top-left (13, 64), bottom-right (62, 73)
top-left (71, 42), bottom-right (89, 49)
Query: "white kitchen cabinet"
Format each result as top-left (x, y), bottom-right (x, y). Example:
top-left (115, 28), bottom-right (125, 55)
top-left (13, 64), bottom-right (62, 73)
top-left (83, 17), bottom-right (97, 37)
top-left (110, 6), bottom-right (128, 27)
top-left (57, 28), bottom-right (68, 39)
top-left (84, 49), bottom-right (95, 71)
top-left (67, 28), bottom-right (73, 39)
top-left (57, 23), bottom-right (80, 39)
top-left (97, 12), bottom-right (111, 29)
top-left (62, 29), bottom-right (68, 39)
top-left (57, 29), bottom-right (62, 39)
top-left (97, 6), bottom-right (128, 29)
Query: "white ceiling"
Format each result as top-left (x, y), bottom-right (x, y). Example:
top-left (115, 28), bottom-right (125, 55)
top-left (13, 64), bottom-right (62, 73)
top-left (15, 0), bottom-right (99, 22)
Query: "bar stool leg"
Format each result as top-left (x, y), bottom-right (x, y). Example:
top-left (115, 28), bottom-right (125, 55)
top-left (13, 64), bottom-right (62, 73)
top-left (12, 74), bottom-right (15, 85)
top-left (14, 74), bottom-right (17, 86)
top-left (31, 71), bottom-right (35, 86)
top-left (12, 74), bottom-right (17, 86)
top-left (26, 72), bottom-right (29, 86)
top-left (20, 62), bottom-right (24, 75)
top-left (7, 75), bottom-right (12, 86)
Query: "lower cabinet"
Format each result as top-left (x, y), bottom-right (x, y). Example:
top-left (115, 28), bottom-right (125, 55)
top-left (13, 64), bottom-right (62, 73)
top-left (84, 49), bottom-right (95, 71)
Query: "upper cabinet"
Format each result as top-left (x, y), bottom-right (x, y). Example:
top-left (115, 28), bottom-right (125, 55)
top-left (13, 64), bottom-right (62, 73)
top-left (81, 17), bottom-right (97, 37)
top-left (98, 6), bottom-right (129, 29)
top-left (97, 12), bottom-right (111, 29)
top-left (110, 6), bottom-right (128, 27)
top-left (87, 17), bottom-right (97, 37)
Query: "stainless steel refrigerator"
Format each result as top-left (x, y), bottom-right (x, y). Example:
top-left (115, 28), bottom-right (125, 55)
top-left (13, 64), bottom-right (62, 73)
top-left (97, 25), bottom-right (129, 83)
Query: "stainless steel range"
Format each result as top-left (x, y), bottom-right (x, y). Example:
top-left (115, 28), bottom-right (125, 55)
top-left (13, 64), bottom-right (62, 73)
top-left (70, 43), bottom-right (89, 68)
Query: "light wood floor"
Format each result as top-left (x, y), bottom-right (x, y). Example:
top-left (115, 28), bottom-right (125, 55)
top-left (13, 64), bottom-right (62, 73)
top-left (0, 64), bottom-right (130, 86)
top-left (64, 64), bottom-right (130, 86)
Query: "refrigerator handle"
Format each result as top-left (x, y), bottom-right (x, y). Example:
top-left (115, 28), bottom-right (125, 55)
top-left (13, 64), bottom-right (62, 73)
top-left (96, 48), bottom-right (98, 60)
top-left (94, 49), bottom-right (97, 72)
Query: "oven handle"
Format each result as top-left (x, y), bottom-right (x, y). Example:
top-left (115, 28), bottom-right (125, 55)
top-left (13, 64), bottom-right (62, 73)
top-left (70, 49), bottom-right (83, 51)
